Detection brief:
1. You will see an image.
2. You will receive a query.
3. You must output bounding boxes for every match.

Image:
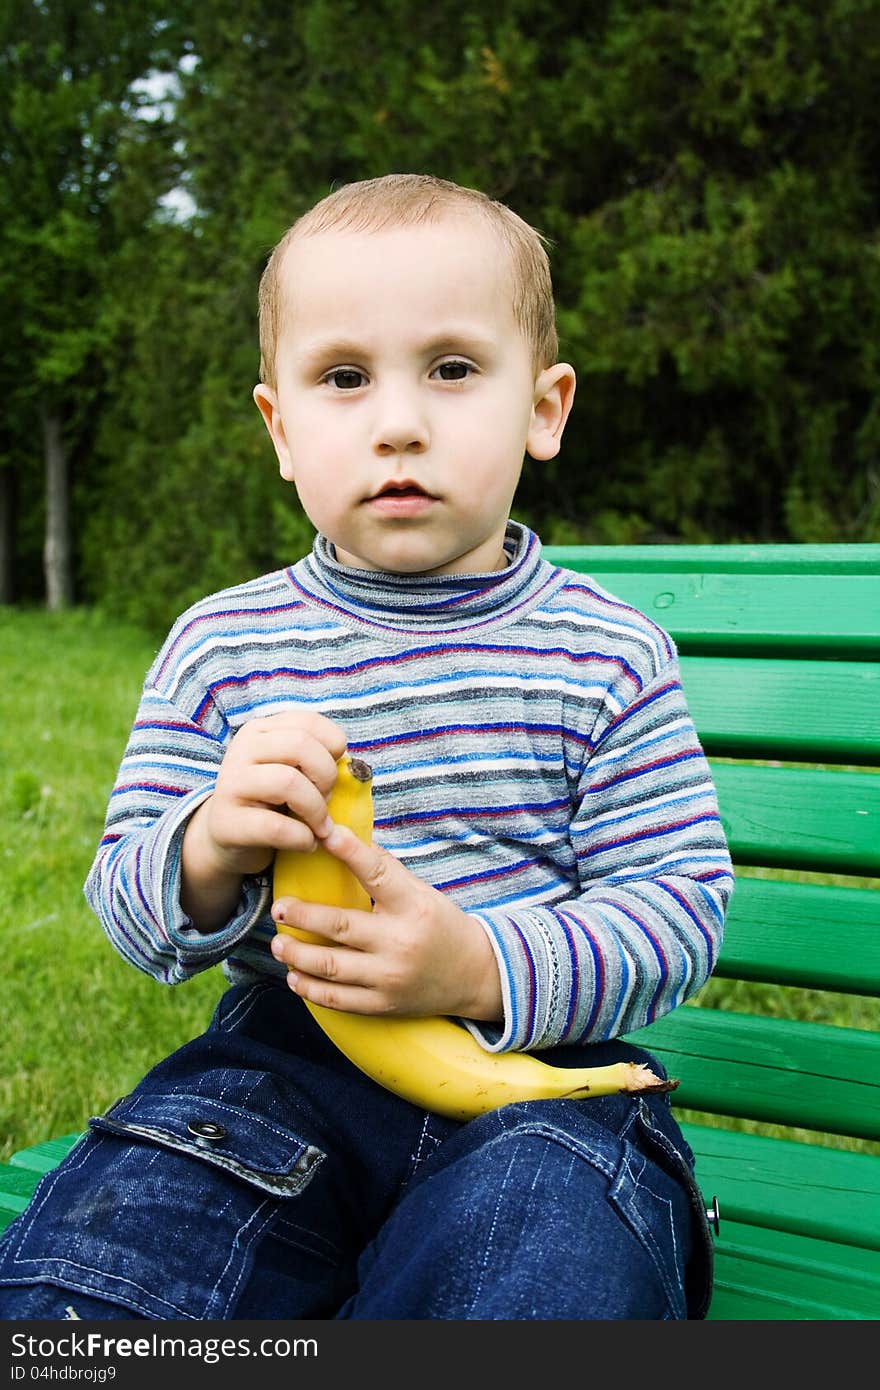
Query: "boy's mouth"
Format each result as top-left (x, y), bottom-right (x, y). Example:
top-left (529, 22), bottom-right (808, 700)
top-left (371, 480), bottom-right (434, 499)
top-left (367, 480), bottom-right (438, 515)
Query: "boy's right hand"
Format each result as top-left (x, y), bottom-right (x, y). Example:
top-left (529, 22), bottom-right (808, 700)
top-left (180, 710), bottom-right (348, 930)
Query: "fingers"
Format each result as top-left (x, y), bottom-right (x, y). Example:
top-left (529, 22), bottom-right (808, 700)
top-left (182, 711), bottom-right (353, 907)
top-left (271, 931), bottom-right (412, 1018)
top-left (272, 893), bottom-right (360, 939)
top-left (211, 712), bottom-right (350, 849)
top-left (281, 970), bottom-right (390, 1017)
top-left (269, 839), bottom-right (484, 1019)
top-left (272, 918), bottom-right (356, 979)
top-left (317, 824), bottom-right (406, 907)
top-left (228, 711), bottom-right (347, 797)
top-left (268, 833), bottom-right (420, 1015)
top-left (270, 904), bottom-right (384, 1014)
top-left (232, 763), bottom-right (333, 829)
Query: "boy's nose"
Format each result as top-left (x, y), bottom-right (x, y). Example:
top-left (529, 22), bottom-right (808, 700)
top-left (370, 390), bottom-right (429, 455)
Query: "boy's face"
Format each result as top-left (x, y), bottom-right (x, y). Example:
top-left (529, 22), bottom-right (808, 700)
top-left (254, 214), bottom-right (575, 575)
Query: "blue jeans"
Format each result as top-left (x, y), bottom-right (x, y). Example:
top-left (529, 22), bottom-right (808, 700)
top-left (0, 982), bottom-right (713, 1320)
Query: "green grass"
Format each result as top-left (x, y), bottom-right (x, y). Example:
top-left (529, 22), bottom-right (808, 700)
top-left (0, 607), bottom-right (225, 1161)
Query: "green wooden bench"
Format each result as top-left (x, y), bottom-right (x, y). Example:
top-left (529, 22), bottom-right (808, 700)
top-left (2, 543), bottom-right (878, 1320)
top-left (550, 542), bottom-right (880, 1320)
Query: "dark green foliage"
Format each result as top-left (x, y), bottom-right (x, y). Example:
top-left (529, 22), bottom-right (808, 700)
top-left (544, 0), bottom-right (880, 546)
top-left (0, 0), bottom-right (187, 603)
top-left (5, 1), bottom-right (879, 631)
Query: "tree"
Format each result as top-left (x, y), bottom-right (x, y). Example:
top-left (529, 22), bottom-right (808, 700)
top-left (0, 0), bottom-right (184, 605)
top-left (538, 0), bottom-right (880, 544)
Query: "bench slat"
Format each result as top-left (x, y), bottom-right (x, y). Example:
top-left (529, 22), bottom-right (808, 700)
top-left (709, 761), bottom-right (880, 877)
top-left (0, 1164), bottom-right (43, 1218)
top-left (542, 546), bottom-right (880, 657)
top-left (680, 1122), bottom-right (880, 1251)
top-left (716, 876), bottom-right (880, 995)
top-left (542, 543), bottom-right (880, 575)
top-left (0, 1139), bottom-right (84, 1238)
top-left (707, 1218), bottom-right (880, 1320)
top-left (8, 1134), bottom-right (83, 1175)
top-left (680, 655), bottom-right (880, 763)
top-left (626, 1006), bottom-right (880, 1140)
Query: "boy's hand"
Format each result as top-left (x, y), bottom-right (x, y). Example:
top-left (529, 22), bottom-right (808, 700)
top-left (181, 711), bottom-right (347, 929)
top-left (270, 825), bottom-right (503, 1024)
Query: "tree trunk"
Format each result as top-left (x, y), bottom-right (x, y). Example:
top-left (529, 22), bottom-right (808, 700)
top-left (42, 407), bottom-right (73, 609)
top-left (0, 466), bottom-right (13, 604)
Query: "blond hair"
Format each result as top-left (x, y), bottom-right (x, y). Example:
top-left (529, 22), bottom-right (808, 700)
top-left (257, 173), bottom-right (559, 389)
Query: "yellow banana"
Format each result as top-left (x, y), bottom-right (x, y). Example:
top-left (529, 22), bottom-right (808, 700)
top-left (273, 754), bottom-right (677, 1121)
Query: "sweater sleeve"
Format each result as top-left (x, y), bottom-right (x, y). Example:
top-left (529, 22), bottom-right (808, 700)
top-left (463, 659), bottom-right (734, 1052)
top-left (82, 681), bottom-right (271, 984)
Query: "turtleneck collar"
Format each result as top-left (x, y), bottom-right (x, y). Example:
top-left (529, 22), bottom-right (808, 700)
top-left (288, 520), bottom-right (559, 634)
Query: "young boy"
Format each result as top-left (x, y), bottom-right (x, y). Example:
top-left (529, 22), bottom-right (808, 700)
top-left (0, 174), bottom-right (733, 1321)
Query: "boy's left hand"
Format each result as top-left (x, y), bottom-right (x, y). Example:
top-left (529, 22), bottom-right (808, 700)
top-left (270, 825), bottom-right (502, 1024)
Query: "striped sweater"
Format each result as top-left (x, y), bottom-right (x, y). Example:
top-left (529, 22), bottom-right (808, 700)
top-left (84, 521), bottom-right (734, 1053)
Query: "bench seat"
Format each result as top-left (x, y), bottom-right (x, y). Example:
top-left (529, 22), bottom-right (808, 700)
top-left (704, 1219), bottom-right (880, 1320)
top-left (0, 1135), bottom-right (84, 1232)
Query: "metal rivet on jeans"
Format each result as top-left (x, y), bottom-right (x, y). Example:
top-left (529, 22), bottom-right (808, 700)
top-left (705, 1195), bottom-right (721, 1235)
top-left (187, 1120), bottom-right (227, 1143)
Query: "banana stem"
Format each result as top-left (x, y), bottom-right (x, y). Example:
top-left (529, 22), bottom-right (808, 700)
top-left (562, 1061), bottom-right (679, 1099)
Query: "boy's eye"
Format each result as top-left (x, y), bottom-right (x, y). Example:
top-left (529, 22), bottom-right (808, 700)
top-left (324, 368), bottom-right (367, 390)
top-left (432, 360), bottom-right (472, 382)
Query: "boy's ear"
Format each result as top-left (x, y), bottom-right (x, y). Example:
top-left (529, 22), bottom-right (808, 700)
top-left (253, 383), bottom-right (296, 481)
top-left (526, 363), bottom-right (576, 461)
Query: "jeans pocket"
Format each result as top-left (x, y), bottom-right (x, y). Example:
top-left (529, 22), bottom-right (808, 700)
top-left (92, 1089), bottom-right (324, 1197)
top-left (0, 1088), bottom-right (326, 1321)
